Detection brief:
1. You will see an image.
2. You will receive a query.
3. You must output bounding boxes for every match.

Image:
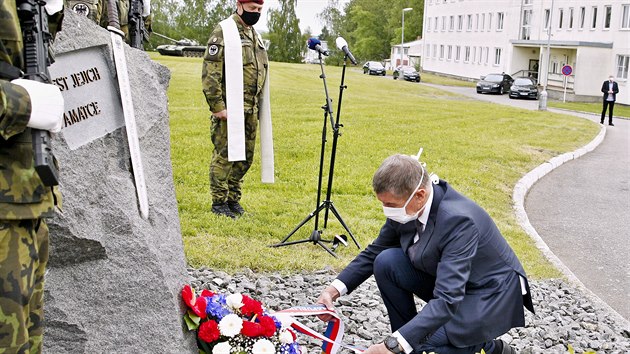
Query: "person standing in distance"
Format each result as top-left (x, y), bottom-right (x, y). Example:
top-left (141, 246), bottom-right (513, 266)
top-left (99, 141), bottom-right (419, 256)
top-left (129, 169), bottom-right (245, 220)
top-left (202, 0), bottom-right (269, 218)
top-left (0, 1), bottom-right (65, 352)
top-left (317, 155), bottom-right (534, 354)
top-left (600, 75), bottom-right (619, 126)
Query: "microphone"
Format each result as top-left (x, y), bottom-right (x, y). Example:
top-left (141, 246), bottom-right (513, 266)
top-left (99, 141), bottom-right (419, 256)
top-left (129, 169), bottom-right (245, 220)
top-left (307, 37), bottom-right (329, 56)
top-left (335, 37), bottom-right (357, 65)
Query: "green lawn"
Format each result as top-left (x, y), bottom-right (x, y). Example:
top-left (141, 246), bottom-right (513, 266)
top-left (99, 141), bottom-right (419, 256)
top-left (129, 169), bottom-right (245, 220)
top-left (420, 72), bottom-right (477, 87)
top-left (548, 100), bottom-right (630, 118)
top-left (150, 53), bottom-right (598, 279)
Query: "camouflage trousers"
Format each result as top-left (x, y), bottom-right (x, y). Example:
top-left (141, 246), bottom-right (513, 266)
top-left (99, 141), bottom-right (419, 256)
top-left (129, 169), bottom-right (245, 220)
top-left (0, 219), bottom-right (48, 354)
top-left (209, 112), bottom-right (258, 204)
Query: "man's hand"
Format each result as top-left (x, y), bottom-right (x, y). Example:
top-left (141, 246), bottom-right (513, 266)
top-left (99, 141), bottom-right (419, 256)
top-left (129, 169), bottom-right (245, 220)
top-left (316, 285), bottom-right (340, 322)
top-left (363, 342), bottom-right (391, 354)
top-left (213, 110), bottom-right (227, 120)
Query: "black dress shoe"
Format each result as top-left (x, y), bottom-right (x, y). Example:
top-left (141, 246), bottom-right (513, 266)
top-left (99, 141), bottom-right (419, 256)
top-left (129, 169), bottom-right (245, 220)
top-left (227, 201), bottom-right (245, 216)
top-left (609, 123), bottom-right (615, 126)
top-left (492, 339), bottom-right (517, 354)
top-left (600, 120), bottom-right (604, 124)
top-left (211, 203), bottom-right (236, 218)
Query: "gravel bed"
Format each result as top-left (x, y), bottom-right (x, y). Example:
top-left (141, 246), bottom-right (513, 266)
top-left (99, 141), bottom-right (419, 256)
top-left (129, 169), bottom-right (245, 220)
top-left (187, 267), bottom-right (630, 353)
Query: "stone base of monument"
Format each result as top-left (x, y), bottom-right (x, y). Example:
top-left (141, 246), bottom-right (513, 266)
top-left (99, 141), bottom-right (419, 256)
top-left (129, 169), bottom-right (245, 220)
top-left (44, 11), bottom-right (195, 353)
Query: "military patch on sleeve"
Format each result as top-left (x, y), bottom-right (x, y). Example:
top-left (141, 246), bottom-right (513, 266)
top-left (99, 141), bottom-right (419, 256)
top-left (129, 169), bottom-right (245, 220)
top-left (71, 3), bottom-right (90, 16)
top-left (208, 45), bottom-right (219, 56)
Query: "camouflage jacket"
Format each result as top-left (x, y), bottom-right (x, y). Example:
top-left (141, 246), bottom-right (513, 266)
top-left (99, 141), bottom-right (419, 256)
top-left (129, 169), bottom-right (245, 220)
top-left (0, 1), bottom-right (62, 219)
top-left (202, 13), bottom-right (268, 115)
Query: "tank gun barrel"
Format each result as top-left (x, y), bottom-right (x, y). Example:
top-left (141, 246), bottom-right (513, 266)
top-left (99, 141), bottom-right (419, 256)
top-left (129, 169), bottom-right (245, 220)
top-left (153, 32), bottom-right (178, 43)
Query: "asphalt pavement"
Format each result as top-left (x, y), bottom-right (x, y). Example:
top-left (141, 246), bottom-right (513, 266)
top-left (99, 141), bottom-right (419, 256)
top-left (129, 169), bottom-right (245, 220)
top-left (422, 82), bottom-right (630, 321)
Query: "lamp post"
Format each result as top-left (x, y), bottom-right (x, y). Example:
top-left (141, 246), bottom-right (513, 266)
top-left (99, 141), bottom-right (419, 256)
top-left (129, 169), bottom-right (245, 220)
top-left (401, 7), bottom-right (413, 71)
top-left (539, 0), bottom-right (554, 110)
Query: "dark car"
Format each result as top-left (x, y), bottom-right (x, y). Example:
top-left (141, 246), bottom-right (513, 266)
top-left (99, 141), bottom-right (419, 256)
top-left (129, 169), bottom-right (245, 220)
top-left (476, 73), bottom-right (513, 94)
top-left (393, 66), bottom-right (421, 82)
top-left (363, 61), bottom-right (386, 76)
top-left (509, 77), bottom-right (539, 99)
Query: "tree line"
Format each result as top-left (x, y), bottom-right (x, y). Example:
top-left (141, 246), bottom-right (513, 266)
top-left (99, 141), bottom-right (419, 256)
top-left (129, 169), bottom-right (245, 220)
top-left (148, 0), bottom-right (423, 65)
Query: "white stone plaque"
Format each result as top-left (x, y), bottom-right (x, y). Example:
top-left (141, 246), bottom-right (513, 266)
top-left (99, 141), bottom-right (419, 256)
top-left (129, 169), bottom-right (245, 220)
top-left (49, 46), bottom-right (124, 150)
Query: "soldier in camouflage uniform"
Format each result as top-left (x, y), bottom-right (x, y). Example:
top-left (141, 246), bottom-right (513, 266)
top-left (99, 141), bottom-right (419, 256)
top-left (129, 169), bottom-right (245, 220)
top-left (202, 0), bottom-right (268, 218)
top-left (0, 1), bottom-right (64, 352)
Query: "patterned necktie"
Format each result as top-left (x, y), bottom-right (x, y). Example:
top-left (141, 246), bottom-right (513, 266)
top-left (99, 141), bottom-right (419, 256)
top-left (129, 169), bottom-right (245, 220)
top-left (407, 219), bottom-right (424, 263)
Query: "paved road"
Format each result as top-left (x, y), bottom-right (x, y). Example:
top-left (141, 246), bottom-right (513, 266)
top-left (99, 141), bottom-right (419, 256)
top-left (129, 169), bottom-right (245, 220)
top-left (424, 82), bottom-right (630, 320)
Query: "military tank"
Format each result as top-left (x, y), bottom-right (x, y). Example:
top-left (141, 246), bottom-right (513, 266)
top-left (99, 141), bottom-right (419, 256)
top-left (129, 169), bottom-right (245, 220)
top-left (154, 33), bottom-right (206, 57)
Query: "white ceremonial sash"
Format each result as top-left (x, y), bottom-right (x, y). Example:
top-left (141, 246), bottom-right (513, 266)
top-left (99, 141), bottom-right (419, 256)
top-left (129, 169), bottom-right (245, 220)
top-left (257, 32), bottom-right (274, 183)
top-left (274, 304), bottom-right (365, 354)
top-left (219, 18), bottom-right (246, 162)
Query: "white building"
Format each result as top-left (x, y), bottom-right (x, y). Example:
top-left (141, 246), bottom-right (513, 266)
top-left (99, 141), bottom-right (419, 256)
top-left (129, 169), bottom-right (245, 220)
top-left (387, 39), bottom-right (424, 70)
top-left (421, 0), bottom-right (630, 104)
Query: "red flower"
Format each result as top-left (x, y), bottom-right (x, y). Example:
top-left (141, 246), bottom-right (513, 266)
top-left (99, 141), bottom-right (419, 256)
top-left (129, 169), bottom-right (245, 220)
top-left (259, 315), bottom-right (277, 337)
top-left (181, 285), bottom-right (208, 319)
top-left (241, 321), bottom-right (263, 337)
top-left (198, 320), bottom-right (220, 343)
top-left (241, 295), bottom-right (263, 317)
top-left (201, 289), bottom-right (215, 298)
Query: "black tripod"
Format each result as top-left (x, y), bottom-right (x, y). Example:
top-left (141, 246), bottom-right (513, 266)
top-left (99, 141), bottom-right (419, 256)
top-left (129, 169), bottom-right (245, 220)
top-left (270, 53), bottom-right (361, 257)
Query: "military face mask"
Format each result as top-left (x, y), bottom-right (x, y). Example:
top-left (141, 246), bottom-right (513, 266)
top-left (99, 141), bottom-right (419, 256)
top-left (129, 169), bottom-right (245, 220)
top-left (239, 8), bottom-right (261, 26)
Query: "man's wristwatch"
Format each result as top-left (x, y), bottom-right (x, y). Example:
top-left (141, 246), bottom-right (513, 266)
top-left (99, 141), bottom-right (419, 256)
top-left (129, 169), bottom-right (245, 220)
top-left (384, 335), bottom-right (404, 354)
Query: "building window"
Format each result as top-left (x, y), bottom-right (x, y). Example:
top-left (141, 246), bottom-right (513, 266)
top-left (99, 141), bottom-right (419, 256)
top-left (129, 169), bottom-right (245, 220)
top-left (434, 16), bottom-right (439, 31)
top-left (497, 12), bottom-right (504, 30)
top-left (481, 13), bottom-right (485, 31)
top-left (592, 6), bottom-right (598, 29)
top-left (442, 16), bottom-right (446, 31)
top-left (464, 46), bottom-right (471, 62)
top-left (568, 8), bottom-right (574, 29)
top-left (579, 7), bottom-right (586, 29)
top-left (433, 44), bottom-right (437, 58)
top-left (426, 44), bottom-right (430, 58)
top-left (623, 4), bottom-right (630, 29)
top-left (488, 13), bottom-right (493, 31)
top-left (455, 46), bottom-right (461, 61)
top-left (521, 9), bottom-right (532, 39)
top-left (478, 46), bottom-right (483, 64)
top-left (475, 14), bottom-right (479, 30)
top-left (604, 5), bottom-right (612, 29)
top-left (472, 47), bottom-right (476, 64)
top-left (617, 55), bottom-right (629, 79)
top-left (447, 45), bottom-right (452, 60)
top-left (427, 18), bottom-right (431, 31)
top-left (558, 8), bottom-right (564, 29)
top-left (440, 45), bottom-right (445, 60)
top-left (467, 14), bottom-right (473, 30)
top-left (449, 16), bottom-right (454, 31)
top-left (552, 61), bottom-right (559, 74)
top-left (544, 9), bottom-right (550, 29)
top-left (485, 47), bottom-right (489, 64)
top-left (494, 47), bottom-right (502, 65)
top-left (458, 15), bottom-right (463, 31)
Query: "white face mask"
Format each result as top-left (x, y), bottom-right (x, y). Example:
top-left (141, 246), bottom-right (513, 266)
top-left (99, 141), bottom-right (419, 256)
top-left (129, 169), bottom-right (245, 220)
top-left (382, 171), bottom-right (428, 224)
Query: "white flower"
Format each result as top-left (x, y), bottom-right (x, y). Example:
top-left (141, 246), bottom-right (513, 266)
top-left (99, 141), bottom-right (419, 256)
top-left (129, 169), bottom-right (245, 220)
top-left (226, 293), bottom-right (244, 309)
top-left (252, 338), bottom-right (275, 354)
top-left (272, 313), bottom-right (294, 328)
top-left (218, 314), bottom-right (243, 337)
top-left (279, 329), bottom-right (294, 344)
top-left (212, 341), bottom-right (231, 354)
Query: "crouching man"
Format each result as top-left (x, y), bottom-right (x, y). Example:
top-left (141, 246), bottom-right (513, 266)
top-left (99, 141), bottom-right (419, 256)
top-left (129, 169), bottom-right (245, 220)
top-left (317, 154), bottom-right (534, 354)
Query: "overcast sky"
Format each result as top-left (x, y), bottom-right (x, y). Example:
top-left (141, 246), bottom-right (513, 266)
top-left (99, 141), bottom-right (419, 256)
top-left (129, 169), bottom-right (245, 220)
top-left (255, 0), bottom-right (349, 35)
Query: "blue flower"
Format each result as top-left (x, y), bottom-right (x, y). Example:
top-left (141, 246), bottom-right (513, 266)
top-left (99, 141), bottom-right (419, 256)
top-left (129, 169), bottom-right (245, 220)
top-left (205, 295), bottom-right (230, 320)
top-left (271, 315), bottom-right (282, 330)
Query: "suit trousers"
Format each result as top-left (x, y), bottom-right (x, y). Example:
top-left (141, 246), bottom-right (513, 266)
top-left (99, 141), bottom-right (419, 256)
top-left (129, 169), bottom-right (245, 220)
top-left (373, 248), bottom-right (497, 354)
top-left (601, 100), bottom-right (615, 123)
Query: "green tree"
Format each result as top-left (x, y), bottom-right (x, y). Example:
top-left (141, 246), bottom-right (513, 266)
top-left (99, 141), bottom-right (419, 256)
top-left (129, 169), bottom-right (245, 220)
top-left (267, 0), bottom-right (303, 63)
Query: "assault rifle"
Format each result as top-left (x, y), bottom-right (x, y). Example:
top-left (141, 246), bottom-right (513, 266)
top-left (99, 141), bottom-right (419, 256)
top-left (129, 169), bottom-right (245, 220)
top-left (128, 0), bottom-right (149, 49)
top-left (17, 0), bottom-right (60, 186)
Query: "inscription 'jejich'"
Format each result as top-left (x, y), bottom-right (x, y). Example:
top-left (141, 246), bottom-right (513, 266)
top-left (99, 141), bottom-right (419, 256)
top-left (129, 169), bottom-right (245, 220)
top-left (53, 67), bottom-right (102, 92)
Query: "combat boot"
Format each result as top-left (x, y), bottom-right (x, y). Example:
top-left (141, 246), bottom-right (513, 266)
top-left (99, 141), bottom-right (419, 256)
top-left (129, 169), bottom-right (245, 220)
top-left (227, 201), bottom-right (245, 216)
top-left (212, 203), bottom-right (236, 219)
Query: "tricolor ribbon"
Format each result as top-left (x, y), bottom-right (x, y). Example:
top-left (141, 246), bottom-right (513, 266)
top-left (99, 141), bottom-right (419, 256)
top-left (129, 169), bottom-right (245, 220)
top-left (274, 305), bottom-right (366, 354)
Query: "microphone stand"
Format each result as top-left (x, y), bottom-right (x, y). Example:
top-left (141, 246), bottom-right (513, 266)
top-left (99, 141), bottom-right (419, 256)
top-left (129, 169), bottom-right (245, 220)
top-left (271, 53), bottom-right (361, 257)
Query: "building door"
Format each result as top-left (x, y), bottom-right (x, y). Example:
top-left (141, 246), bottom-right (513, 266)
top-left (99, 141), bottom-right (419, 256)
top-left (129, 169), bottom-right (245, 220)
top-left (529, 59), bottom-right (539, 82)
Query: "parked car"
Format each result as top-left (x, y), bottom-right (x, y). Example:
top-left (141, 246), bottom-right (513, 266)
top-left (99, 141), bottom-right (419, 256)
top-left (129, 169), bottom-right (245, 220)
top-left (393, 66), bottom-right (421, 82)
top-left (509, 77), bottom-right (539, 99)
top-left (476, 73), bottom-right (513, 94)
top-left (363, 61), bottom-right (386, 76)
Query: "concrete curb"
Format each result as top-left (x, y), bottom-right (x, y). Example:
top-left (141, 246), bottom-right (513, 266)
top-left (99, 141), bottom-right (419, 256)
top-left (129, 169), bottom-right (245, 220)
top-left (513, 122), bottom-right (630, 329)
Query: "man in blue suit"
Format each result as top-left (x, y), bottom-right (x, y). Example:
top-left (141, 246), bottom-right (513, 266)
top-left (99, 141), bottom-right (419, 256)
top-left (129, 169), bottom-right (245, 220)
top-left (317, 155), bottom-right (534, 354)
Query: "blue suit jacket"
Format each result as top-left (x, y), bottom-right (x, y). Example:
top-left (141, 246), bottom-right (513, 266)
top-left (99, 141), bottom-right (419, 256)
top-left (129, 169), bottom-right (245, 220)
top-left (336, 181), bottom-right (534, 349)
